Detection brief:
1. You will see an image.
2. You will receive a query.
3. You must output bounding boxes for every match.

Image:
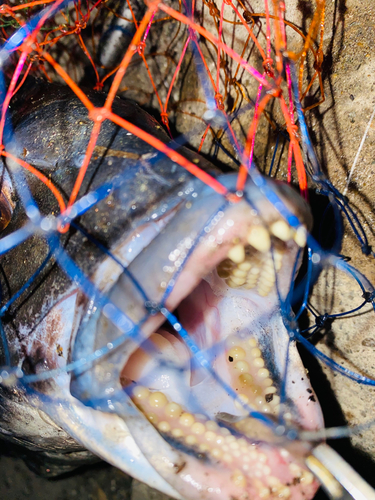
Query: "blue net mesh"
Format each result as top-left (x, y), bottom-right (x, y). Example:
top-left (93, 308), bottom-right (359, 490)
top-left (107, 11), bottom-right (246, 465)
top-left (0, 1), bottom-right (374, 498)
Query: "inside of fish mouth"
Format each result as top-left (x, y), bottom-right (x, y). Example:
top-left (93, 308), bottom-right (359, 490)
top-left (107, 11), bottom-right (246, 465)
top-left (119, 221), bottom-right (307, 441)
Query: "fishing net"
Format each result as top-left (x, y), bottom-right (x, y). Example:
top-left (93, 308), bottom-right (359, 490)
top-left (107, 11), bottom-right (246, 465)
top-left (0, 0), bottom-right (374, 498)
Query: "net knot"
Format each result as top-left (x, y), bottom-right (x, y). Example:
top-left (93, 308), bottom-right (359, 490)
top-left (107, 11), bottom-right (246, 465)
top-left (215, 92), bottom-right (225, 110)
top-left (363, 290), bottom-right (375, 303)
top-left (289, 123), bottom-right (299, 138)
top-left (145, 301), bottom-right (162, 315)
top-left (89, 107), bottom-right (111, 123)
top-left (207, 1), bottom-right (220, 17)
top-left (262, 58), bottom-right (274, 78)
top-left (160, 112), bottom-right (169, 126)
top-left (94, 81), bottom-right (104, 91)
top-left (361, 243), bottom-right (372, 256)
top-left (313, 50), bottom-right (324, 71)
top-left (137, 41), bottom-right (146, 56)
top-left (242, 10), bottom-right (254, 26)
top-left (0, 4), bottom-right (13, 15)
top-left (315, 313), bottom-right (330, 329)
top-left (75, 20), bottom-right (87, 34)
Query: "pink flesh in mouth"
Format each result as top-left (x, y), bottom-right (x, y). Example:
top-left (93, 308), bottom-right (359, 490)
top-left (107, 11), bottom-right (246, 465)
top-left (121, 274), bottom-right (322, 500)
top-left (117, 197), bottom-right (322, 500)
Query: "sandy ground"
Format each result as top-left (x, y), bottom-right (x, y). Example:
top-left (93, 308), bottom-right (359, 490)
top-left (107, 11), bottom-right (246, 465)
top-left (0, 437), bottom-right (375, 500)
top-left (0, 446), bottom-right (173, 500)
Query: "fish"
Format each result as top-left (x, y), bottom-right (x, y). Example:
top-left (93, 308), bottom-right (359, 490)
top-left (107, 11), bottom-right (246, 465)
top-left (0, 79), bottom-right (323, 500)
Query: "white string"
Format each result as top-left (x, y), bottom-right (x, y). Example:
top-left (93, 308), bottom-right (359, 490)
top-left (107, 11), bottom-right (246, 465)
top-left (344, 104), bottom-right (375, 196)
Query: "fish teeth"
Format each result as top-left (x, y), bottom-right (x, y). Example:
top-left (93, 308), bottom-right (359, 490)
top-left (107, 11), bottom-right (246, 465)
top-left (227, 278), bottom-right (241, 288)
top-left (225, 338), bottom-right (281, 419)
top-left (270, 220), bottom-right (292, 241)
top-left (237, 261), bottom-right (252, 271)
top-left (235, 360), bottom-right (250, 372)
top-left (179, 412), bottom-right (195, 427)
top-left (294, 225), bottom-right (307, 247)
top-left (260, 265), bottom-right (276, 281)
top-left (253, 357), bottom-right (265, 368)
top-left (131, 383), bottom-right (288, 487)
top-left (230, 276), bottom-right (246, 286)
top-left (272, 250), bottom-right (283, 271)
top-left (191, 422), bottom-right (205, 435)
top-left (185, 435), bottom-right (198, 445)
top-left (158, 421), bottom-right (171, 432)
top-left (133, 386), bottom-right (150, 400)
top-left (247, 226), bottom-right (271, 252)
top-left (228, 244), bottom-right (245, 263)
top-left (232, 268), bottom-right (247, 278)
top-left (228, 346), bottom-right (246, 361)
top-left (165, 402), bottom-right (183, 418)
top-left (218, 227), bottom-right (288, 294)
top-left (149, 391), bottom-right (168, 408)
top-left (265, 386), bottom-right (277, 395)
top-left (231, 469), bottom-right (247, 488)
top-left (258, 285), bottom-right (273, 297)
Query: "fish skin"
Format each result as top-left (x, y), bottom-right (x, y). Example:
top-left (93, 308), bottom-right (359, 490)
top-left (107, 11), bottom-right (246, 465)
top-left (0, 80), bottom-right (216, 471)
top-left (2, 80), bottom-right (215, 354)
top-left (0, 81), bottom-right (321, 499)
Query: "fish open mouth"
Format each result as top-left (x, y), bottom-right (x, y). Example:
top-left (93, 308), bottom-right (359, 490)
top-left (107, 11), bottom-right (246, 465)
top-left (71, 175), bottom-right (323, 500)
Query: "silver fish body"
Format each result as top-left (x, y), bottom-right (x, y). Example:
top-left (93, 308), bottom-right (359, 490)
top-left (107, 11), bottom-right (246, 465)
top-left (0, 81), bottom-right (322, 500)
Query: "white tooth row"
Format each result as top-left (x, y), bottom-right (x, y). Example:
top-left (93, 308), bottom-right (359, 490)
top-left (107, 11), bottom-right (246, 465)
top-left (132, 386), bottom-right (302, 497)
top-left (226, 337), bottom-right (280, 415)
top-left (218, 250), bottom-right (283, 296)
top-left (132, 386), bottom-right (302, 499)
top-left (218, 221), bottom-right (307, 296)
top-left (270, 220), bottom-right (307, 247)
top-left (289, 463), bottom-right (314, 485)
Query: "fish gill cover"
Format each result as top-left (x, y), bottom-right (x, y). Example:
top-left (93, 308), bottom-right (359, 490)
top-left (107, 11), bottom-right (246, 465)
top-left (0, 1), bottom-right (374, 499)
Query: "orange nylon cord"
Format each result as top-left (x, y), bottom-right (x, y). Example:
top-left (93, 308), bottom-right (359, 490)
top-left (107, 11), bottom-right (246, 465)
top-left (67, 121), bottom-right (102, 209)
top-left (236, 93), bottom-right (273, 192)
top-left (9, 0), bottom-right (57, 12)
top-left (227, 0), bottom-right (267, 62)
top-left (58, 121), bottom-right (102, 233)
top-left (158, 3), bottom-right (273, 91)
top-left (2, 150), bottom-right (66, 214)
top-left (279, 95), bottom-right (307, 194)
top-left (0, 51), bottom-right (29, 146)
top-left (104, 1), bottom-right (160, 110)
top-left (107, 110), bottom-right (230, 198)
top-left (43, 52), bottom-right (94, 111)
top-left (0, 0), bottom-right (322, 233)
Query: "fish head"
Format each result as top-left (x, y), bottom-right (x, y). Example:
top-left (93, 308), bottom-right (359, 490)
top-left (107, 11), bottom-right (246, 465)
top-left (0, 83), bottom-right (323, 500)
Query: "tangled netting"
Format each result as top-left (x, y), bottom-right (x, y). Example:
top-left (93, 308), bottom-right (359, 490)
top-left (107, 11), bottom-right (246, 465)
top-left (0, 0), bottom-right (374, 496)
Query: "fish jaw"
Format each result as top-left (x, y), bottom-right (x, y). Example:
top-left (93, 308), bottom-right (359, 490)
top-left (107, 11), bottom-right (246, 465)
top-left (68, 174), bottom-right (323, 500)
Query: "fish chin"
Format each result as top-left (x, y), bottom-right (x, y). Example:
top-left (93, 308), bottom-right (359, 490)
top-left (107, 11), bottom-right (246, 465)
top-left (69, 175), bottom-right (323, 500)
